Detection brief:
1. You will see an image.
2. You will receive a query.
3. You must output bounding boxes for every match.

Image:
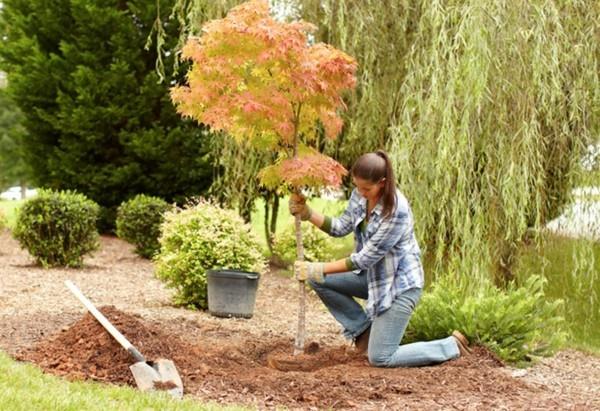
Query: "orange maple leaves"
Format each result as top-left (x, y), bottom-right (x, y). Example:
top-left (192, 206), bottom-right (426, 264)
top-left (171, 0), bottom-right (357, 190)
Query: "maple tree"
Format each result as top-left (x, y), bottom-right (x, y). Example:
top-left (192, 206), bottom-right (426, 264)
top-left (171, 0), bottom-right (357, 353)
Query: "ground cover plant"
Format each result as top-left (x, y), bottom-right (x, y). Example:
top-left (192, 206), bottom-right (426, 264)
top-left (405, 275), bottom-right (566, 364)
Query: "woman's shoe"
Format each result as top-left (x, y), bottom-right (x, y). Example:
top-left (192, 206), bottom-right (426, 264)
top-left (452, 330), bottom-right (472, 356)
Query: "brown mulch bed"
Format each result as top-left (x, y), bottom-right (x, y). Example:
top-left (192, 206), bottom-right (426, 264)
top-left (1, 231), bottom-right (600, 409)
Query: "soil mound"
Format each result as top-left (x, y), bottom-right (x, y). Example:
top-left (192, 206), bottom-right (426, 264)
top-left (16, 306), bottom-right (196, 385)
top-left (16, 307), bottom-right (546, 409)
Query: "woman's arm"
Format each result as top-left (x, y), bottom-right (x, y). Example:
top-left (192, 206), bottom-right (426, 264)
top-left (306, 208), bottom-right (325, 228)
top-left (323, 258), bottom-right (352, 274)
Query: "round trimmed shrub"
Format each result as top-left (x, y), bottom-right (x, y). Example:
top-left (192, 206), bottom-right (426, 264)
top-left (154, 199), bottom-right (266, 309)
top-left (272, 223), bottom-right (341, 267)
top-left (13, 189), bottom-right (100, 267)
top-left (116, 194), bottom-right (170, 258)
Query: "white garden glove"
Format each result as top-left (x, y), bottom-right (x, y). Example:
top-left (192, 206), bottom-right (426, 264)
top-left (288, 193), bottom-right (312, 221)
top-left (294, 261), bottom-right (325, 283)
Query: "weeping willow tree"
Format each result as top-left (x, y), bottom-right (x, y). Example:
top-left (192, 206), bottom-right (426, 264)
top-left (153, 0), bottom-right (598, 285)
top-left (300, 0), bottom-right (599, 286)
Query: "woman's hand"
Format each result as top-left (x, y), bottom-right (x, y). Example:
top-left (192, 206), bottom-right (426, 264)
top-left (288, 193), bottom-right (312, 221)
top-left (293, 261), bottom-right (324, 283)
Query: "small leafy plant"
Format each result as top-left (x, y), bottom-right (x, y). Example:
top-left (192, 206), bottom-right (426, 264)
top-left (116, 194), bottom-right (170, 258)
top-left (404, 275), bottom-right (566, 364)
top-left (154, 199), bottom-right (266, 309)
top-left (13, 189), bottom-right (100, 267)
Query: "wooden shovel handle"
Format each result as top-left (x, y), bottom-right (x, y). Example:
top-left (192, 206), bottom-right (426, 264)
top-left (64, 280), bottom-right (146, 363)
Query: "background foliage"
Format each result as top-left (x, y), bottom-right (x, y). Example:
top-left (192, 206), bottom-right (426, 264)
top-left (0, 88), bottom-right (29, 191)
top-left (272, 223), bottom-right (342, 267)
top-left (300, 0), bottom-right (600, 285)
top-left (0, 0), bottom-right (215, 230)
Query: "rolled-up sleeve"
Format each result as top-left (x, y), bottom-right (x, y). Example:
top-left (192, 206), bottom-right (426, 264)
top-left (350, 213), bottom-right (409, 270)
top-left (319, 193), bottom-right (356, 238)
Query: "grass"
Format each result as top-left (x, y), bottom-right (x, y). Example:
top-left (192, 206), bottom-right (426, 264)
top-left (515, 233), bottom-right (600, 355)
top-left (0, 199), bottom-right (23, 229)
top-left (0, 351), bottom-right (246, 411)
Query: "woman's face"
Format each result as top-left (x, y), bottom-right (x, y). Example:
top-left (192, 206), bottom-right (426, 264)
top-left (352, 176), bottom-right (385, 202)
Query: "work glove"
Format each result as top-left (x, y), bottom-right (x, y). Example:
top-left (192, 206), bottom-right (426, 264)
top-left (294, 261), bottom-right (325, 283)
top-left (288, 193), bottom-right (312, 221)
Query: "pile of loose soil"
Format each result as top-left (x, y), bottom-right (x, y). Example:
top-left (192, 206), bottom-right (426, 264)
top-left (16, 306), bottom-right (573, 409)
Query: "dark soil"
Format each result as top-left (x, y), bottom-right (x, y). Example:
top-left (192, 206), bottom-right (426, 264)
top-left (16, 306), bottom-right (569, 410)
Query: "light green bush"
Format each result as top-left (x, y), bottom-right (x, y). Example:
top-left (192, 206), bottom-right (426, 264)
top-left (154, 199), bottom-right (266, 309)
top-left (13, 189), bottom-right (100, 267)
top-left (404, 275), bottom-right (566, 364)
top-left (272, 223), bottom-right (342, 267)
top-left (116, 194), bottom-right (170, 258)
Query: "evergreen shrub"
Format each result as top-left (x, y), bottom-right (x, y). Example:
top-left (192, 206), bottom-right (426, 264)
top-left (13, 189), bottom-right (99, 267)
top-left (116, 194), bottom-right (169, 258)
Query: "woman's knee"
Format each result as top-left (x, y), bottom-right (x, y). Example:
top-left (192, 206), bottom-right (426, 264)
top-left (368, 350), bottom-right (393, 368)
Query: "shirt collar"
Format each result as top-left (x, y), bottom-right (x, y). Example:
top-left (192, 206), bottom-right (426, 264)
top-left (357, 193), bottom-right (383, 216)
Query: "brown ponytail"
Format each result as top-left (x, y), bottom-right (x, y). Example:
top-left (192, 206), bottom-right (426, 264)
top-left (351, 150), bottom-right (397, 219)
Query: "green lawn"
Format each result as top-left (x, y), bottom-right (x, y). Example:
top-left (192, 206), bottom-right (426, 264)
top-left (0, 351), bottom-right (245, 411)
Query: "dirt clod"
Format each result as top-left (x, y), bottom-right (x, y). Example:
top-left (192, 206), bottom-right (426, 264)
top-left (153, 380), bottom-right (178, 390)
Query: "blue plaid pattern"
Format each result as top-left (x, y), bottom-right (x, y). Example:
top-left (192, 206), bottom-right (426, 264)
top-left (327, 189), bottom-right (424, 319)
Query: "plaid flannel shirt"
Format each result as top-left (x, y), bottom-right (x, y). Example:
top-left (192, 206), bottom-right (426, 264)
top-left (321, 188), bottom-right (424, 319)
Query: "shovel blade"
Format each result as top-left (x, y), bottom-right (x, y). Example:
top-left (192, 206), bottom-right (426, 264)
top-left (129, 359), bottom-right (184, 399)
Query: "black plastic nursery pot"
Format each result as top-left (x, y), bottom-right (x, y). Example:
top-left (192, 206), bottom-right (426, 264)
top-left (206, 269), bottom-right (260, 319)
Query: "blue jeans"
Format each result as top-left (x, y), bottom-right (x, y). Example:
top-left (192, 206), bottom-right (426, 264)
top-left (310, 271), bottom-right (460, 367)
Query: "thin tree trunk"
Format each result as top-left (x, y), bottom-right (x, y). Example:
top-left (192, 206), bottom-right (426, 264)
top-left (270, 193), bottom-right (279, 243)
top-left (293, 210), bottom-right (306, 355)
top-left (293, 104), bottom-right (306, 355)
top-left (264, 193), bottom-right (273, 254)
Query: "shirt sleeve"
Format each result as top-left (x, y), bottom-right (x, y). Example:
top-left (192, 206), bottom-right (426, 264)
top-left (349, 212), bottom-right (410, 270)
top-left (318, 191), bottom-right (356, 238)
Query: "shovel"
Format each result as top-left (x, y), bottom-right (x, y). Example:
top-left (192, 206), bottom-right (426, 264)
top-left (65, 280), bottom-right (184, 398)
